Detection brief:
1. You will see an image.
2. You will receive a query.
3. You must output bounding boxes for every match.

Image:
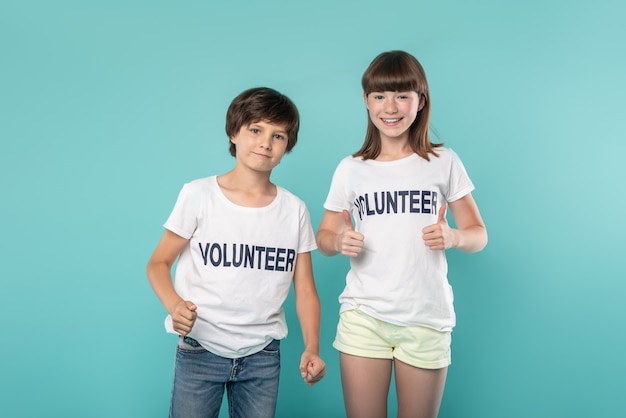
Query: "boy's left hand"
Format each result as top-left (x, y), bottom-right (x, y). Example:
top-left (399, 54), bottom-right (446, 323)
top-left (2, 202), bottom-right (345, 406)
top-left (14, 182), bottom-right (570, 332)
top-left (299, 352), bottom-right (326, 386)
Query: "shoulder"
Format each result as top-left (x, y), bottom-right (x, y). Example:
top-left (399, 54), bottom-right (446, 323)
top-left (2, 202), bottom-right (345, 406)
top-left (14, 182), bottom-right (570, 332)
top-left (432, 147), bottom-right (457, 159)
top-left (276, 186), bottom-right (308, 209)
top-left (334, 155), bottom-right (365, 171)
top-left (180, 175), bottom-right (216, 194)
top-left (428, 147), bottom-right (465, 165)
top-left (185, 175), bottom-right (215, 189)
top-left (174, 176), bottom-right (217, 205)
top-left (341, 155), bottom-right (363, 164)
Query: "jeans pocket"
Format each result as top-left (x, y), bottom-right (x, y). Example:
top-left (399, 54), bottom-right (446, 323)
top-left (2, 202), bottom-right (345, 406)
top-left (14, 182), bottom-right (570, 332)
top-left (260, 339), bottom-right (280, 356)
top-left (177, 336), bottom-right (207, 353)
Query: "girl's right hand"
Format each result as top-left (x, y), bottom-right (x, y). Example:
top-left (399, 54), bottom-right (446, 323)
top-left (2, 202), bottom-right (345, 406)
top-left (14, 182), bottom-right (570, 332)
top-left (338, 210), bottom-right (365, 257)
top-left (170, 300), bottom-right (197, 336)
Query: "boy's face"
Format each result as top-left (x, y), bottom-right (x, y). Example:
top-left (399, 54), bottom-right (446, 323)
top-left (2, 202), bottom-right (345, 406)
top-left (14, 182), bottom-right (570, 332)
top-left (230, 120), bottom-right (289, 173)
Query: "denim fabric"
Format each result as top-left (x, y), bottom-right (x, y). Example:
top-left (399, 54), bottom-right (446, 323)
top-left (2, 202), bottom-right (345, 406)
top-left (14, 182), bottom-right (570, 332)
top-left (170, 336), bottom-right (280, 418)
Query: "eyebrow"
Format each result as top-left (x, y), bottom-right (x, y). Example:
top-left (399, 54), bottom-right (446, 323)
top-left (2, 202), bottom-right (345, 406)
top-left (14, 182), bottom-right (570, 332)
top-left (249, 123), bottom-right (288, 135)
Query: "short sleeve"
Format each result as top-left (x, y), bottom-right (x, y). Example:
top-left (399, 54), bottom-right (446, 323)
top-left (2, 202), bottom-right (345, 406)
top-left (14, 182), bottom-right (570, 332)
top-left (163, 183), bottom-right (201, 239)
top-left (323, 158), bottom-right (353, 212)
top-left (446, 149), bottom-right (475, 203)
top-left (298, 204), bottom-right (317, 253)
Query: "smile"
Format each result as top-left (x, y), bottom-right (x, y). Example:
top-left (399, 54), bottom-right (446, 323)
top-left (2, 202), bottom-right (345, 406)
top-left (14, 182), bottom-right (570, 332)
top-left (381, 118), bottom-right (401, 123)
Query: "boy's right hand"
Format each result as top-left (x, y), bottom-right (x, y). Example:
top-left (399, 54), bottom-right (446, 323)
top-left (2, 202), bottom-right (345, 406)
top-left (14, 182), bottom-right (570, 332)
top-left (338, 210), bottom-right (364, 257)
top-left (170, 300), bottom-right (197, 336)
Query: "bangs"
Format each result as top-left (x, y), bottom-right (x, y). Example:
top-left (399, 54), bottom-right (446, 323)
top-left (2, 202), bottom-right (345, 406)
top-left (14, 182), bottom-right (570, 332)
top-left (364, 70), bottom-right (419, 94)
top-left (265, 101), bottom-right (299, 129)
top-left (247, 95), bottom-right (299, 133)
top-left (361, 50), bottom-right (427, 94)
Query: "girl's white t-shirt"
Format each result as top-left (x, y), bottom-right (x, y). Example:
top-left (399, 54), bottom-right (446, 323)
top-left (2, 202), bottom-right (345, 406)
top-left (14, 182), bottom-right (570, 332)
top-left (323, 148), bottom-right (474, 331)
top-left (164, 176), bottom-right (317, 358)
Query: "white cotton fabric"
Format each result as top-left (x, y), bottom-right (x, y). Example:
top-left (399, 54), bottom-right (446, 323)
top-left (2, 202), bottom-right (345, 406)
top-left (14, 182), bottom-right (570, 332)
top-left (323, 148), bottom-right (474, 331)
top-left (163, 176), bottom-right (317, 358)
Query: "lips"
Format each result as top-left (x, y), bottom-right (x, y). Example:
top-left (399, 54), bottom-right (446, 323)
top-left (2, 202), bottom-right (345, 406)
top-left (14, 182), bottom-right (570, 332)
top-left (381, 118), bottom-right (401, 123)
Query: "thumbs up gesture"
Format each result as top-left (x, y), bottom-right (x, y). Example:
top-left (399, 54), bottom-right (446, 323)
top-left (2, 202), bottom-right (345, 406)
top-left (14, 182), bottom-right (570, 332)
top-left (339, 209), bottom-right (365, 257)
top-left (422, 204), bottom-right (455, 250)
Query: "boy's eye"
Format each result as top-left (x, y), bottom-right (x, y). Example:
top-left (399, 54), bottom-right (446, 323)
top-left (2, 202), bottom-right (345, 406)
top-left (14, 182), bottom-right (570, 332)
top-left (250, 128), bottom-right (260, 134)
top-left (273, 134), bottom-right (286, 140)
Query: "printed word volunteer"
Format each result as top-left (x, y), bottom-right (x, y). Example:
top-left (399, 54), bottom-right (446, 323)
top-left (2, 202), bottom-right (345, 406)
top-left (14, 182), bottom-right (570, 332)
top-left (354, 189), bottom-right (439, 220)
top-left (198, 242), bottom-right (297, 272)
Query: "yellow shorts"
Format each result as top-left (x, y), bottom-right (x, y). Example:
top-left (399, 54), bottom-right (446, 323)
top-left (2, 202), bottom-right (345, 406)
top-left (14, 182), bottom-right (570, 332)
top-left (333, 309), bottom-right (451, 369)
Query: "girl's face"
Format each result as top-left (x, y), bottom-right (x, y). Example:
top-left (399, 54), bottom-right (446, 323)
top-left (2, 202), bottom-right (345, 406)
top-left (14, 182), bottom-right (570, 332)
top-left (364, 91), bottom-right (422, 142)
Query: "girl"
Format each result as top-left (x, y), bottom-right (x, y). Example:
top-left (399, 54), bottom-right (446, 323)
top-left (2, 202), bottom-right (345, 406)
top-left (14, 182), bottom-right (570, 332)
top-left (316, 50), bottom-right (487, 418)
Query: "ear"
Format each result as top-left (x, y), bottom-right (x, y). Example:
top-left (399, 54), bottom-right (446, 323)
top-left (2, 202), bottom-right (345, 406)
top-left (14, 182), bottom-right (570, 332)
top-left (418, 94), bottom-right (426, 111)
top-left (363, 92), bottom-right (369, 109)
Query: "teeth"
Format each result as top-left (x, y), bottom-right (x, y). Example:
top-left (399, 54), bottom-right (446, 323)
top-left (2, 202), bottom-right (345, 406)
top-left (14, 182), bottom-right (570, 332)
top-left (382, 118), bottom-right (400, 123)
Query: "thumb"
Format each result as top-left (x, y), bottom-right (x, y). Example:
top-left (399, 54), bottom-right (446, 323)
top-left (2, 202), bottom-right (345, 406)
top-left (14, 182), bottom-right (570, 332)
top-left (185, 301), bottom-right (197, 311)
top-left (300, 359), bottom-right (309, 377)
top-left (342, 209), bottom-right (355, 231)
top-left (437, 204), bottom-right (448, 224)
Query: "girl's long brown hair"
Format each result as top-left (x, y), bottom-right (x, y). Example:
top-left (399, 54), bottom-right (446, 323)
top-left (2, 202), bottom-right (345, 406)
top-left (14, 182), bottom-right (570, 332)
top-left (354, 50), bottom-right (442, 161)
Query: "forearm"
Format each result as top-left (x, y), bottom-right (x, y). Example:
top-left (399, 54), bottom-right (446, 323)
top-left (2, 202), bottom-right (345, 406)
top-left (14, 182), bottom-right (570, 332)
top-left (453, 225), bottom-right (488, 253)
top-left (295, 290), bottom-right (322, 353)
top-left (146, 262), bottom-right (184, 315)
top-left (315, 229), bottom-right (340, 256)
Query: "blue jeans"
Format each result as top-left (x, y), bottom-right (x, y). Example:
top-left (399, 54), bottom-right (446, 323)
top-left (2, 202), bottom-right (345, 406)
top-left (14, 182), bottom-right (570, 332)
top-left (170, 336), bottom-right (281, 418)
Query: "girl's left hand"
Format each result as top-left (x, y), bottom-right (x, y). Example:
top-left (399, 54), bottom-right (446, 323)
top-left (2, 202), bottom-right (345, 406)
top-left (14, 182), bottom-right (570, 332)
top-left (422, 205), bottom-right (456, 250)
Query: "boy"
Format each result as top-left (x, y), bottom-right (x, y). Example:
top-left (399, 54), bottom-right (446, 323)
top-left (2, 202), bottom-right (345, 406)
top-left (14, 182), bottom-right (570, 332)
top-left (146, 87), bottom-right (326, 418)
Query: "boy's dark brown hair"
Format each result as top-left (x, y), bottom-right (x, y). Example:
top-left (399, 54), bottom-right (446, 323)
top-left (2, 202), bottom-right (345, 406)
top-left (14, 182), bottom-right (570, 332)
top-left (225, 87), bottom-right (300, 156)
top-left (355, 50), bottom-right (442, 161)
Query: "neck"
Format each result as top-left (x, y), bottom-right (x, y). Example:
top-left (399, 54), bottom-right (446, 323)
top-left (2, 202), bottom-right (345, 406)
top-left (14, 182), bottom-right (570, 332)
top-left (376, 137), bottom-right (413, 161)
top-left (217, 169), bottom-right (276, 208)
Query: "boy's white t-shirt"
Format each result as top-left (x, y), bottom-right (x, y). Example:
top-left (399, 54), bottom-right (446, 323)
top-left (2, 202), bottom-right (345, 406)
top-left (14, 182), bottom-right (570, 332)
top-left (323, 148), bottom-right (474, 331)
top-left (163, 176), bottom-right (317, 358)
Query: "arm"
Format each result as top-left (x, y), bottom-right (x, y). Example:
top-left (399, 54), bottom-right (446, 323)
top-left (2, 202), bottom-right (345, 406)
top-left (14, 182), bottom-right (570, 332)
top-left (422, 193), bottom-right (488, 252)
top-left (316, 209), bottom-right (364, 257)
top-left (293, 252), bottom-right (326, 386)
top-left (146, 229), bottom-right (197, 335)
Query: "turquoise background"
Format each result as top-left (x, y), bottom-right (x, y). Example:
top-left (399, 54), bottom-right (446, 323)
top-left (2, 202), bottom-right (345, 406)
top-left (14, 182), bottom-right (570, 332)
top-left (1, 1), bottom-right (625, 417)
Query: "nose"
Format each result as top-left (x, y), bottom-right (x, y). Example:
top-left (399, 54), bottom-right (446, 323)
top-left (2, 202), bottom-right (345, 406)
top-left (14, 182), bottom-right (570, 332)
top-left (259, 133), bottom-right (272, 150)
top-left (384, 98), bottom-right (398, 114)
